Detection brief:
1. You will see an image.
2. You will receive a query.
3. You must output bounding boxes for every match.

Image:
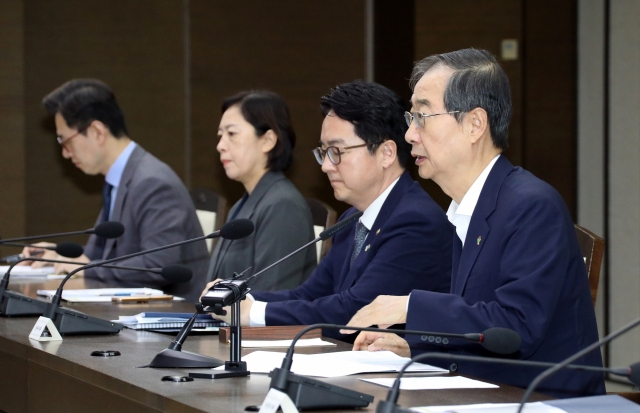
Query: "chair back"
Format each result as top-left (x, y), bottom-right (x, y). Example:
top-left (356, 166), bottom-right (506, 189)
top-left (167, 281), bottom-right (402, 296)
top-left (191, 188), bottom-right (228, 253)
top-left (305, 198), bottom-right (337, 262)
top-left (574, 224), bottom-right (605, 307)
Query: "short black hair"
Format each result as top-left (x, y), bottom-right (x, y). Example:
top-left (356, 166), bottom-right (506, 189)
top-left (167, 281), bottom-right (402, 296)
top-left (320, 81), bottom-right (410, 168)
top-left (42, 79), bottom-right (128, 138)
top-left (410, 48), bottom-right (512, 150)
top-left (222, 90), bottom-right (296, 172)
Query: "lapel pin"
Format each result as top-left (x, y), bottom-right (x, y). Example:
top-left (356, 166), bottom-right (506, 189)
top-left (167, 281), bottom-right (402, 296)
top-left (364, 244), bottom-right (371, 252)
top-left (477, 236), bottom-right (482, 245)
top-left (375, 229), bottom-right (380, 235)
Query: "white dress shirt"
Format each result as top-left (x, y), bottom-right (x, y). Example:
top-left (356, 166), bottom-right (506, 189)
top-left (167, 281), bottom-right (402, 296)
top-left (248, 176), bottom-right (401, 326)
top-left (406, 154), bottom-right (501, 312)
top-left (446, 154), bottom-right (500, 247)
top-left (104, 141), bottom-right (137, 220)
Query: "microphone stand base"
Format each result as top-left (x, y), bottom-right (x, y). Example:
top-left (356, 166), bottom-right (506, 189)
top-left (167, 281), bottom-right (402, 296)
top-left (149, 348), bottom-right (224, 369)
top-left (268, 368), bottom-right (373, 410)
top-left (0, 291), bottom-right (47, 317)
top-left (188, 360), bottom-right (250, 379)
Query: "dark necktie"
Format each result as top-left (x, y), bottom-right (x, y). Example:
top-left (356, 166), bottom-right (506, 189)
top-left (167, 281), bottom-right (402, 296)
top-left (95, 182), bottom-right (113, 255)
top-left (102, 182), bottom-right (113, 222)
top-left (349, 221), bottom-right (369, 269)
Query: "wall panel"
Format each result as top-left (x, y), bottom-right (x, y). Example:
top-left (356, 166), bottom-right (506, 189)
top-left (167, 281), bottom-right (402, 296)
top-left (0, 0), bottom-right (26, 253)
top-left (190, 0), bottom-right (366, 216)
top-left (414, 0), bottom-right (523, 208)
top-left (23, 0), bottom-right (185, 236)
top-left (523, 0), bottom-right (578, 218)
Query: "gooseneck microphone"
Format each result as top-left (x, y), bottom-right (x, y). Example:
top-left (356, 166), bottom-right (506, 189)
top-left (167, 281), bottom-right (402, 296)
top-left (244, 211), bottom-right (363, 286)
top-left (0, 256), bottom-right (192, 317)
top-left (38, 219), bottom-right (253, 334)
top-left (0, 242), bottom-right (85, 263)
top-left (518, 315), bottom-right (640, 412)
top-left (0, 221), bottom-right (125, 244)
top-left (376, 353), bottom-right (640, 413)
top-left (265, 323), bottom-right (521, 411)
top-left (203, 212), bottom-right (364, 313)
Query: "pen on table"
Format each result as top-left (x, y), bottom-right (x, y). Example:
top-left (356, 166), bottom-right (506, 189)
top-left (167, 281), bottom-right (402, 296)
top-left (99, 292), bottom-right (152, 297)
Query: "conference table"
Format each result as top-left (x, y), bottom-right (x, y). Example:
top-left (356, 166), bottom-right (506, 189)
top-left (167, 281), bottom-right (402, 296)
top-left (0, 277), bottom-right (550, 413)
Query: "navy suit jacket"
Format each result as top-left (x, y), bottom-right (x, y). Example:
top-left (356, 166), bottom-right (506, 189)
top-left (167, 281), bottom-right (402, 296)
top-left (252, 171), bottom-right (453, 340)
top-left (406, 156), bottom-right (605, 398)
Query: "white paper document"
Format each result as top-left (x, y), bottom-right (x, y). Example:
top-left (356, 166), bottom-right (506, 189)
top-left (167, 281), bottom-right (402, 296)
top-left (37, 288), bottom-right (166, 302)
top-left (362, 376), bottom-right (497, 390)
top-left (410, 402), bottom-right (566, 413)
top-left (241, 338), bottom-right (336, 348)
top-left (221, 350), bottom-right (448, 378)
top-left (0, 265), bottom-right (61, 279)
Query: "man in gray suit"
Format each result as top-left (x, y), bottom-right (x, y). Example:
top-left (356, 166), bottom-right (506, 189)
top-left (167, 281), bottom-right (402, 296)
top-left (21, 79), bottom-right (209, 301)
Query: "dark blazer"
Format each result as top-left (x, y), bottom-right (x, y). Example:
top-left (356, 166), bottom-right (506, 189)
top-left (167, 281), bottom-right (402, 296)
top-left (83, 145), bottom-right (209, 302)
top-left (252, 171), bottom-right (453, 340)
top-left (206, 171), bottom-right (317, 291)
top-left (405, 156), bottom-right (605, 398)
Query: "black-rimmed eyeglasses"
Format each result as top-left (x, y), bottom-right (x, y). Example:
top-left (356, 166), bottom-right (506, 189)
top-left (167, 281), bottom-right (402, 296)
top-left (404, 111), bottom-right (460, 128)
top-left (312, 143), bottom-right (368, 165)
top-left (56, 130), bottom-right (84, 149)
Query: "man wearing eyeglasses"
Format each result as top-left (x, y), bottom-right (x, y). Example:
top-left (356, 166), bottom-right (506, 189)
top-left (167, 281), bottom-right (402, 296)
top-left (20, 79), bottom-right (209, 301)
top-left (207, 80), bottom-right (453, 341)
top-left (344, 49), bottom-right (604, 398)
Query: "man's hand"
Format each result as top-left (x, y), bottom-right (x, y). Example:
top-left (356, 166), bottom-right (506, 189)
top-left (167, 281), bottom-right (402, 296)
top-left (17, 242), bottom-right (57, 267)
top-left (340, 295), bottom-right (409, 334)
top-left (352, 331), bottom-right (411, 358)
top-left (53, 254), bottom-right (90, 276)
top-left (200, 279), bottom-right (252, 326)
top-left (209, 298), bottom-right (253, 326)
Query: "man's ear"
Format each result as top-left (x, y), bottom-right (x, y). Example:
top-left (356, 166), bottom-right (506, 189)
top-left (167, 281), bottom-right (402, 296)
top-left (380, 140), bottom-right (398, 169)
top-left (89, 120), bottom-right (109, 145)
top-left (261, 129), bottom-right (278, 153)
top-left (466, 108), bottom-right (489, 144)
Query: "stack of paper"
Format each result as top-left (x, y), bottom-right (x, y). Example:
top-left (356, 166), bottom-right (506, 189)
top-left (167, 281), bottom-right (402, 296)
top-left (362, 376), bottom-right (496, 390)
top-left (241, 338), bottom-right (336, 348)
top-left (1, 265), bottom-right (62, 279)
top-left (219, 350), bottom-right (448, 377)
top-left (115, 312), bottom-right (226, 330)
top-left (37, 288), bottom-right (168, 303)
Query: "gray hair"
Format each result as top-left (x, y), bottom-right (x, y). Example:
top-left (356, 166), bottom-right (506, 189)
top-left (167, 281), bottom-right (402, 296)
top-left (410, 48), bottom-right (512, 150)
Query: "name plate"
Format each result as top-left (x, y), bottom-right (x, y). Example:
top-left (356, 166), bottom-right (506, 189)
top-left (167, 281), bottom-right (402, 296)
top-left (29, 316), bottom-right (62, 341)
top-left (258, 388), bottom-right (298, 413)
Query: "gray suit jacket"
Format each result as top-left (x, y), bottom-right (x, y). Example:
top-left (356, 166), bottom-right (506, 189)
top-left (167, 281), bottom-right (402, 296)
top-left (83, 145), bottom-right (209, 301)
top-left (206, 171), bottom-right (317, 291)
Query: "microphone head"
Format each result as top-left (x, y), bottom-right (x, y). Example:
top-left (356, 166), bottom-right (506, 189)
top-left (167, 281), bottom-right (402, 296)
top-left (94, 221), bottom-right (125, 239)
top-left (55, 242), bottom-right (84, 258)
top-left (218, 219), bottom-right (254, 240)
top-left (628, 362), bottom-right (640, 386)
top-left (480, 327), bottom-right (521, 355)
top-left (160, 264), bottom-right (193, 283)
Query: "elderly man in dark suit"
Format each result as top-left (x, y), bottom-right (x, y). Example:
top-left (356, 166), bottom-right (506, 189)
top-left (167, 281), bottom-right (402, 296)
top-left (21, 79), bottom-right (209, 301)
top-left (207, 81), bottom-right (453, 341)
top-left (345, 49), bottom-right (605, 398)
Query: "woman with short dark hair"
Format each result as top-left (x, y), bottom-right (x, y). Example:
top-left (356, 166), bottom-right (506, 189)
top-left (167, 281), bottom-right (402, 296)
top-left (205, 91), bottom-right (317, 292)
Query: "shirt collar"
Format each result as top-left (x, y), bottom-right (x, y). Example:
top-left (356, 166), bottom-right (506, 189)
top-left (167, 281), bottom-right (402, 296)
top-left (360, 176), bottom-right (400, 230)
top-left (447, 154), bottom-right (501, 221)
top-left (105, 141), bottom-right (137, 188)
